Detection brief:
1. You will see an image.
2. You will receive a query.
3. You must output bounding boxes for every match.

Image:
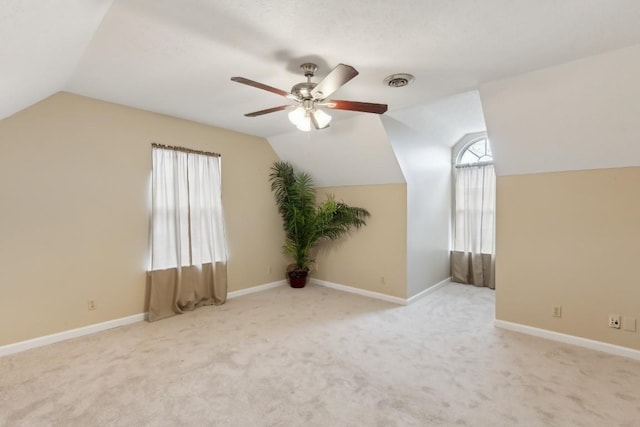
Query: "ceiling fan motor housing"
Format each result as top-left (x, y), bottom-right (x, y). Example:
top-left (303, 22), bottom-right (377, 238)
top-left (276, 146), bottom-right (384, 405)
top-left (291, 81), bottom-right (317, 99)
top-left (292, 63), bottom-right (321, 99)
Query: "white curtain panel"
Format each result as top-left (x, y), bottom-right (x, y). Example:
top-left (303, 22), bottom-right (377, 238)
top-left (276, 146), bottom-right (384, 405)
top-left (451, 164), bottom-right (496, 288)
top-left (151, 148), bottom-right (227, 269)
top-left (149, 146), bottom-right (228, 321)
top-left (187, 152), bottom-right (228, 266)
top-left (151, 148), bottom-right (190, 270)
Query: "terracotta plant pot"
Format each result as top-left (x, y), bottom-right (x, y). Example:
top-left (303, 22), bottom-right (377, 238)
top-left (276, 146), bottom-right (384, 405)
top-left (287, 270), bottom-right (309, 288)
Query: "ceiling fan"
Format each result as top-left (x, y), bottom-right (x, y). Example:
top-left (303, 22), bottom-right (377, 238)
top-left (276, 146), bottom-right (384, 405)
top-left (231, 63), bottom-right (388, 131)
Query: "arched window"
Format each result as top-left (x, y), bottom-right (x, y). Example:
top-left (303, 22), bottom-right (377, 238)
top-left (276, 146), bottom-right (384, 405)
top-left (451, 133), bottom-right (496, 289)
top-left (456, 136), bottom-right (493, 167)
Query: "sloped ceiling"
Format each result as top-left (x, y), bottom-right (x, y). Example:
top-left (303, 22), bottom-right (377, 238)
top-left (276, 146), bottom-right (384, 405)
top-left (268, 115), bottom-right (404, 187)
top-left (481, 44), bottom-right (640, 176)
top-left (2, 0), bottom-right (640, 140)
top-left (0, 0), bottom-right (114, 120)
top-left (388, 91), bottom-right (486, 149)
top-left (268, 91), bottom-right (485, 187)
top-left (3, 1), bottom-right (640, 186)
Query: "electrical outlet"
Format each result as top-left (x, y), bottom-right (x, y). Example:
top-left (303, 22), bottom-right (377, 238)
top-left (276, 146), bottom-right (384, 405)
top-left (552, 306), bottom-right (562, 318)
top-left (608, 314), bottom-right (621, 329)
top-left (88, 300), bottom-right (96, 311)
top-left (267, 265), bottom-right (272, 275)
top-left (380, 276), bottom-right (386, 285)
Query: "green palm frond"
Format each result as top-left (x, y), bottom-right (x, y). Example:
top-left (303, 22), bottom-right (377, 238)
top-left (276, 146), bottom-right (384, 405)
top-left (269, 161), bottom-right (370, 271)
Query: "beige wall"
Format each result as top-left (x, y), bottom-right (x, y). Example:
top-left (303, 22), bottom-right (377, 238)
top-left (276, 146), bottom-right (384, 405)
top-left (496, 168), bottom-right (640, 350)
top-left (0, 92), bottom-right (286, 346)
top-left (312, 184), bottom-right (407, 298)
top-left (481, 45), bottom-right (640, 351)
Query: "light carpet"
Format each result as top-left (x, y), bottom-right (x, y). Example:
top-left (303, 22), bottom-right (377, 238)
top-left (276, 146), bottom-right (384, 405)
top-left (1, 282), bottom-right (639, 426)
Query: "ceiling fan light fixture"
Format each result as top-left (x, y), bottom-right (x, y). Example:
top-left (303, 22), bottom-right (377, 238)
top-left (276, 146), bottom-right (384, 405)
top-left (288, 105), bottom-right (331, 131)
top-left (313, 109), bottom-right (332, 128)
top-left (296, 118), bottom-right (312, 132)
top-left (289, 106), bottom-right (311, 131)
top-left (288, 106), bottom-right (306, 124)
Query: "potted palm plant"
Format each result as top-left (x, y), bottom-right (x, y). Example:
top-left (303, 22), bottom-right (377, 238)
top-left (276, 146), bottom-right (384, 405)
top-left (269, 161), bottom-right (370, 288)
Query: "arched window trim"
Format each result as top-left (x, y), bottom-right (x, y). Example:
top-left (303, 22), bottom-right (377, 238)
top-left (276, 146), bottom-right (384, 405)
top-left (452, 132), bottom-right (493, 168)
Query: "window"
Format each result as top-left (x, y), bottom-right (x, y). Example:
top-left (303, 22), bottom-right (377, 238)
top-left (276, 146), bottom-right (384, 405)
top-left (456, 136), bottom-right (493, 166)
top-left (150, 144), bottom-right (227, 271)
top-left (451, 134), bottom-right (496, 287)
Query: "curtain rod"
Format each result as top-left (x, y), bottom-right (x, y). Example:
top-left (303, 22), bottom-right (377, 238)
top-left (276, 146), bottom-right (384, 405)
top-left (151, 143), bottom-right (221, 158)
top-left (455, 161), bottom-right (493, 169)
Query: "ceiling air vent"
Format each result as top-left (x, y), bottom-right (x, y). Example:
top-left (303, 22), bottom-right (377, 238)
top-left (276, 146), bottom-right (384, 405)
top-left (384, 73), bottom-right (414, 88)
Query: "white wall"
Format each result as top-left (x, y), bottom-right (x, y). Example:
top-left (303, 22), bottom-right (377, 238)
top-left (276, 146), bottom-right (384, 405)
top-left (382, 117), bottom-right (452, 297)
top-left (480, 43), bottom-right (640, 176)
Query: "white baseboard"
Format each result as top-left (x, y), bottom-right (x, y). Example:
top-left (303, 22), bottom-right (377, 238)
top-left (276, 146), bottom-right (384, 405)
top-left (227, 280), bottom-right (286, 299)
top-left (494, 319), bottom-right (640, 361)
top-left (406, 277), bottom-right (451, 304)
top-left (308, 279), bottom-right (393, 304)
top-left (1, 278), bottom-right (446, 358)
top-left (1, 281), bottom-right (287, 358)
top-left (311, 277), bottom-right (452, 306)
top-left (0, 313), bottom-right (146, 358)
top-left (311, 278), bottom-right (407, 305)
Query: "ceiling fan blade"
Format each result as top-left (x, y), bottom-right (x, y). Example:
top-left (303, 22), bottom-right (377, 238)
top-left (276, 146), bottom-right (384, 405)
top-left (310, 64), bottom-right (358, 100)
top-left (231, 77), bottom-right (297, 100)
top-left (244, 105), bottom-right (291, 117)
top-left (323, 100), bottom-right (388, 114)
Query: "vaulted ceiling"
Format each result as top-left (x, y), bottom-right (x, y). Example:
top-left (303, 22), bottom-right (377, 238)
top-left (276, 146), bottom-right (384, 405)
top-left (3, 0), bottom-right (640, 142)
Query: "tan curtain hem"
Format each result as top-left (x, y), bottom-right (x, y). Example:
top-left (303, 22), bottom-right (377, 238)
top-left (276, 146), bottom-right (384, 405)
top-left (147, 262), bottom-right (227, 322)
top-left (450, 251), bottom-right (494, 289)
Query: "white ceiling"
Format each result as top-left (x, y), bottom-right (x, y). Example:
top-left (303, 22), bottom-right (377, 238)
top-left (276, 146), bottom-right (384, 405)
top-left (2, 0), bottom-right (640, 139)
